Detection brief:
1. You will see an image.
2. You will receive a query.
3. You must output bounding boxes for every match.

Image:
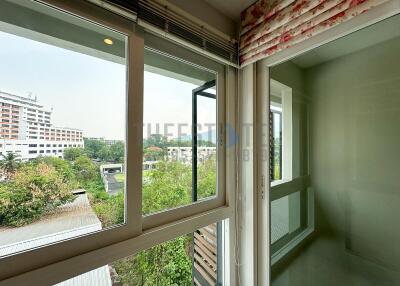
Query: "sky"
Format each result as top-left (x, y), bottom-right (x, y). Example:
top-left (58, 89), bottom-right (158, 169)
top-left (0, 30), bottom-right (216, 141)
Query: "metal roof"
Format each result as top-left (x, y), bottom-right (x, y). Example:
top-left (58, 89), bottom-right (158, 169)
top-left (0, 194), bottom-right (112, 285)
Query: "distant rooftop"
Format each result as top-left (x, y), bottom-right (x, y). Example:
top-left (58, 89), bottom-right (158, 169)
top-left (0, 193), bottom-right (111, 285)
top-left (0, 90), bottom-right (45, 109)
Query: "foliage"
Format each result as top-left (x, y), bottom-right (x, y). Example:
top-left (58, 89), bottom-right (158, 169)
top-left (83, 138), bottom-right (107, 159)
top-left (143, 146), bottom-right (165, 161)
top-left (143, 134), bottom-right (168, 149)
top-left (112, 235), bottom-right (192, 286)
top-left (0, 152), bottom-right (20, 179)
top-left (197, 155), bottom-right (217, 199)
top-left (0, 142), bottom-right (216, 285)
top-left (0, 163), bottom-right (74, 226)
top-left (83, 138), bottom-right (124, 163)
top-left (92, 192), bottom-right (124, 227)
top-left (84, 173), bottom-right (124, 227)
top-left (168, 139), bottom-right (216, 147)
top-left (109, 141), bottom-right (124, 163)
top-left (110, 158), bottom-right (217, 285)
top-left (73, 155), bottom-right (98, 184)
top-left (142, 160), bottom-right (191, 215)
top-left (35, 156), bottom-right (76, 184)
top-left (63, 147), bottom-right (84, 161)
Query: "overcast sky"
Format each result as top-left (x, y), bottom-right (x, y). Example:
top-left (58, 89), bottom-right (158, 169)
top-left (0, 30), bottom-right (216, 141)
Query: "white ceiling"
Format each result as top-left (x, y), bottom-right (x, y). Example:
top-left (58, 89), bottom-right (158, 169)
top-left (292, 14), bottom-right (400, 68)
top-left (203, 0), bottom-right (257, 21)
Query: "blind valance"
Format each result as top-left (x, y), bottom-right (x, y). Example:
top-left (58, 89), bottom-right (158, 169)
top-left (240, 0), bottom-right (389, 66)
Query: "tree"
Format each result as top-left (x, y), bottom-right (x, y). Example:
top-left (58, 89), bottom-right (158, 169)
top-left (112, 159), bottom-right (194, 286)
top-left (63, 147), bottom-right (84, 161)
top-left (197, 155), bottom-right (217, 199)
top-left (83, 138), bottom-right (107, 159)
top-left (144, 146), bottom-right (165, 161)
top-left (37, 156), bottom-right (76, 185)
top-left (112, 235), bottom-right (192, 286)
top-left (142, 160), bottom-right (191, 214)
top-left (0, 163), bottom-right (74, 226)
top-left (73, 155), bottom-right (98, 183)
top-left (99, 146), bottom-right (112, 162)
top-left (0, 152), bottom-right (20, 179)
top-left (144, 134), bottom-right (168, 149)
top-left (110, 141), bottom-right (124, 163)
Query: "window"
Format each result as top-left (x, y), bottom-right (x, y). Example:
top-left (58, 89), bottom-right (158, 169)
top-left (0, 0), bottom-right (128, 258)
top-left (54, 220), bottom-right (227, 286)
top-left (0, 1), bottom-right (232, 283)
top-left (270, 108), bottom-right (282, 181)
top-left (269, 76), bottom-right (311, 267)
top-left (142, 32), bottom-right (225, 223)
top-left (270, 79), bottom-right (292, 183)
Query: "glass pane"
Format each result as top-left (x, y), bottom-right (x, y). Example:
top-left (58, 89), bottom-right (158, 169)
top-left (196, 92), bottom-right (217, 201)
top-left (271, 191), bottom-right (302, 245)
top-left (0, 0), bottom-right (127, 257)
top-left (271, 111), bottom-right (282, 181)
top-left (143, 46), bottom-right (217, 215)
top-left (54, 221), bottom-right (226, 286)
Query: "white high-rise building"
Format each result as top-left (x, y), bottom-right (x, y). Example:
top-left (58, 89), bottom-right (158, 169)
top-left (0, 91), bottom-right (83, 161)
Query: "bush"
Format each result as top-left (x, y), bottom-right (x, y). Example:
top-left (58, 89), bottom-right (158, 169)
top-left (63, 147), bottom-right (84, 161)
top-left (92, 192), bottom-right (124, 227)
top-left (112, 235), bottom-right (192, 286)
top-left (142, 160), bottom-right (191, 215)
top-left (0, 163), bottom-right (74, 226)
top-left (73, 155), bottom-right (98, 184)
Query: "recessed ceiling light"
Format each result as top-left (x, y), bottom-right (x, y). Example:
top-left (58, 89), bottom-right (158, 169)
top-left (104, 38), bottom-right (113, 45)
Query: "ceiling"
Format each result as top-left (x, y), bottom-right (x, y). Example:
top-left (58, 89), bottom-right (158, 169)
top-left (292, 14), bottom-right (400, 68)
top-left (203, 0), bottom-right (256, 21)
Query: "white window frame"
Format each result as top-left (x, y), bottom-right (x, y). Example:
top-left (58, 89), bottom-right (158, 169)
top-left (0, 0), bottom-right (236, 284)
top-left (141, 30), bottom-right (227, 230)
top-left (270, 79), bottom-right (292, 185)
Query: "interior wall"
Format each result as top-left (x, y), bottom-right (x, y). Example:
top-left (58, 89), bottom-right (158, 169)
top-left (271, 62), bottom-right (309, 178)
top-left (306, 36), bottom-right (400, 270)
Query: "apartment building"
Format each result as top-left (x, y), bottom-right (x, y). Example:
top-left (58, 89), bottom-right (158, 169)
top-left (0, 91), bottom-right (83, 160)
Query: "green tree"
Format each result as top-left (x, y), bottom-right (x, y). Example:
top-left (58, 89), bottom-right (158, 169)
top-left (99, 145), bottom-right (112, 162)
top-left (197, 155), bottom-right (217, 199)
top-left (73, 155), bottom-right (97, 183)
top-left (0, 163), bottom-right (74, 226)
top-left (143, 146), bottom-right (165, 161)
top-left (0, 152), bottom-right (20, 179)
top-left (113, 235), bottom-right (192, 286)
top-left (63, 147), bottom-right (84, 161)
top-left (83, 138), bottom-right (107, 159)
top-left (110, 141), bottom-right (125, 163)
top-left (144, 134), bottom-right (168, 149)
top-left (142, 160), bottom-right (191, 214)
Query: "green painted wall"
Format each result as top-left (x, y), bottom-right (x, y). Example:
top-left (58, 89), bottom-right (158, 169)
top-left (306, 36), bottom-right (400, 270)
top-left (271, 62), bottom-right (309, 178)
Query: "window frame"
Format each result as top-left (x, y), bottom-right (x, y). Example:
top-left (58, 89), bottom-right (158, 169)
top-left (0, 0), bottom-right (235, 283)
top-left (0, 0), bottom-right (142, 279)
top-left (141, 30), bottom-right (227, 230)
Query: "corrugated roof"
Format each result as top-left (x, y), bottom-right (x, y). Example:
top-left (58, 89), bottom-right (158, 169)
top-left (0, 194), bottom-right (112, 285)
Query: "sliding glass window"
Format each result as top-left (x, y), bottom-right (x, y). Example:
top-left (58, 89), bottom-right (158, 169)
top-left (0, 0), bottom-right (132, 258)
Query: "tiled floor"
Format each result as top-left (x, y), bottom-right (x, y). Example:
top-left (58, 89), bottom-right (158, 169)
top-left (272, 235), bottom-right (400, 286)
